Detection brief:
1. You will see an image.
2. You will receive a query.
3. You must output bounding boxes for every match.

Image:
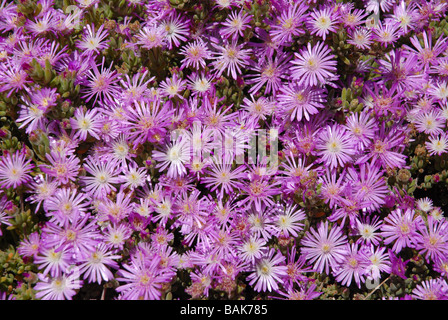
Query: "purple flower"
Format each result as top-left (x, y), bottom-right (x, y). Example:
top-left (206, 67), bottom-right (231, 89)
top-left (0, 149), bottom-right (34, 189)
top-left (381, 208), bottom-right (424, 253)
top-left (291, 41), bottom-right (338, 87)
top-left (315, 123), bottom-right (356, 169)
top-left (412, 278), bottom-right (448, 300)
top-left (34, 271), bottom-right (83, 300)
top-left (116, 252), bottom-right (176, 300)
top-left (414, 215), bottom-right (448, 263)
top-left (333, 243), bottom-right (369, 288)
top-left (301, 221), bottom-right (348, 275)
top-left (247, 248), bottom-right (288, 293)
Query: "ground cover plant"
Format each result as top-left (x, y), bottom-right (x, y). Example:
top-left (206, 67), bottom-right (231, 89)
top-left (1, 0), bottom-right (448, 300)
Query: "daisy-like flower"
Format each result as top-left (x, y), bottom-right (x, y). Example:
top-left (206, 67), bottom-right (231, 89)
top-left (363, 245), bottom-right (391, 282)
top-left (239, 175), bottom-right (281, 212)
top-left (0, 150), bottom-right (34, 189)
top-left (301, 221), bottom-right (348, 275)
top-left (307, 6), bottom-right (340, 41)
top-left (355, 215), bottom-right (383, 246)
top-left (429, 81), bottom-right (448, 103)
top-left (103, 222), bottom-right (132, 250)
top-left (426, 133), bottom-right (448, 156)
top-left (247, 248), bottom-right (288, 292)
top-left (34, 271), bottom-right (83, 300)
top-left (135, 24), bottom-right (166, 50)
top-left (201, 155), bottom-right (246, 198)
top-left (347, 27), bottom-right (373, 50)
top-left (82, 58), bottom-right (120, 105)
top-left (277, 83), bottom-right (326, 122)
top-left (269, 2), bottom-right (308, 46)
top-left (341, 7), bottom-right (368, 29)
top-left (414, 216), bottom-right (448, 263)
top-left (152, 135), bottom-right (190, 178)
top-left (413, 109), bottom-right (445, 135)
top-left (119, 70), bottom-right (154, 104)
top-left (211, 39), bottom-right (252, 80)
top-left (386, 1), bottom-right (418, 35)
top-left (17, 231), bottom-right (41, 258)
top-left (26, 175), bottom-right (58, 213)
top-left (346, 160), bottom-right (389, 212)
top-left (78, 243), bottom-right (121, 284)
top-left (355, 124), bottom-right (407, 170)
top-left (186, 72), bottom-right (215, 98)
top-left (333, 243), bottom-right (369, 288)
top-left (0, 59), bottom-right (31, 97)
top-left (76, 24), bottom-right (109, 56)
top-left (179, 39), bottom-right (212, 70)
top-left (291, 41), bottom-right (338, 87)
top-left (121, 165), bottom-right (148, 190)
top-left (40, 150), bottom-right (80, 186)
top-left (416, 197), bottom-right (434, 213)
top-left (70, 107), bottom-right (102, 141)
top-left (241, 95), bottom-right (274, 121)
top-left (406, 31), bottom-right (447, 69)
top-left (372, 21), bottom-right (400, 47)
top-left (315, 124), bottom-right (356, 169)
top-left (238, 235), bottom-right (267, 264)
top-left (17, 101), bottom-right (48, 134)
top-left (246, 51), bottom-right (291, 95)
top-left (273, 203), bottom-right (306, 238)
top-left (81, 156), bottom-right (122, 199)
top-left (159, 73), bottom-right (187, 100)
top-left (381, 208), bottom-right (424, 253)
top-left (44, 188), bottom-right (90, 225)
top-left (160, 12), bottom-right (189, 49)
top-left (412, 278), bottom-right (448, 300)
top-left (116, 253), bottom-right (176, 300)
top-left (344, 111), bottom-right (377, 151)
top-left (34, 245), bottom-right (73, 277)
top-left (123, 99), bottom-right (172, 147)
top-left (318, 167), bottom-right (346, 209)
top-left (220, 10), bottom-right (252, 41)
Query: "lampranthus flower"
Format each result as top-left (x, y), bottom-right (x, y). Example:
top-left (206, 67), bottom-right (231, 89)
top-left (381, 208), bottom-right (424, 253)
top-left (291, 41), bottom-right (338, 87)
top-left (301, 221), bottom-right (348, 275)
top-left (412, 278), bottom-right (448, 300)
top-left (34, 271), bottom-right (83, 300)
top-left (315, 124), bottom-right (356, 169)
top-left (0, 149), bottom-right (34, 189)
top-left (247, 248), bottom-right (288, 293)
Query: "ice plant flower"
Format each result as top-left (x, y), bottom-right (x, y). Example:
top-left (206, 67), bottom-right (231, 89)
top-left (291, 41), bottom-right (338, 87)
top-left (247, 248), bottom-right (288, 292)
top-left (0, 149), bottom-right (34, 189)
top-left (301, 221), bottom-right (348, 275)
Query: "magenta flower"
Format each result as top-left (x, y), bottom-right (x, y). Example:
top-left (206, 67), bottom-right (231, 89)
top-left (301, 221), bottom-right (348, 275)
top-left (414, 216), bottom-right (448, 263)
top-left (116, 253), bottom-right (176, 300)
top-left (277, 83), bottom-right (326, 122)
top-left (333, 243), bottom-right (369, 288)
top-left (34, 271), bottom-right (83, 300)
top-left (269, 2), bottom-right (308, 46)
top-left (315, 124), bottom-right (356, 169)
top-left (412, 278), bottom-right (448, 300)
top-left (211, 39), bottom-right (252, 80)
top-left (0, 149), bottom-right (34, 189)
top-left (247, 248), bottom-right (288, 292)
top-left (78, 243), bottom-right (121, 284)
top-left (291, 41), bottom-right (338, 87)
top-left (381, 208), bottom-right (424, 253)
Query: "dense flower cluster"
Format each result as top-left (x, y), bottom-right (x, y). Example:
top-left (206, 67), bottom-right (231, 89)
top-left (1, 0), bottom-right (448, 300)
